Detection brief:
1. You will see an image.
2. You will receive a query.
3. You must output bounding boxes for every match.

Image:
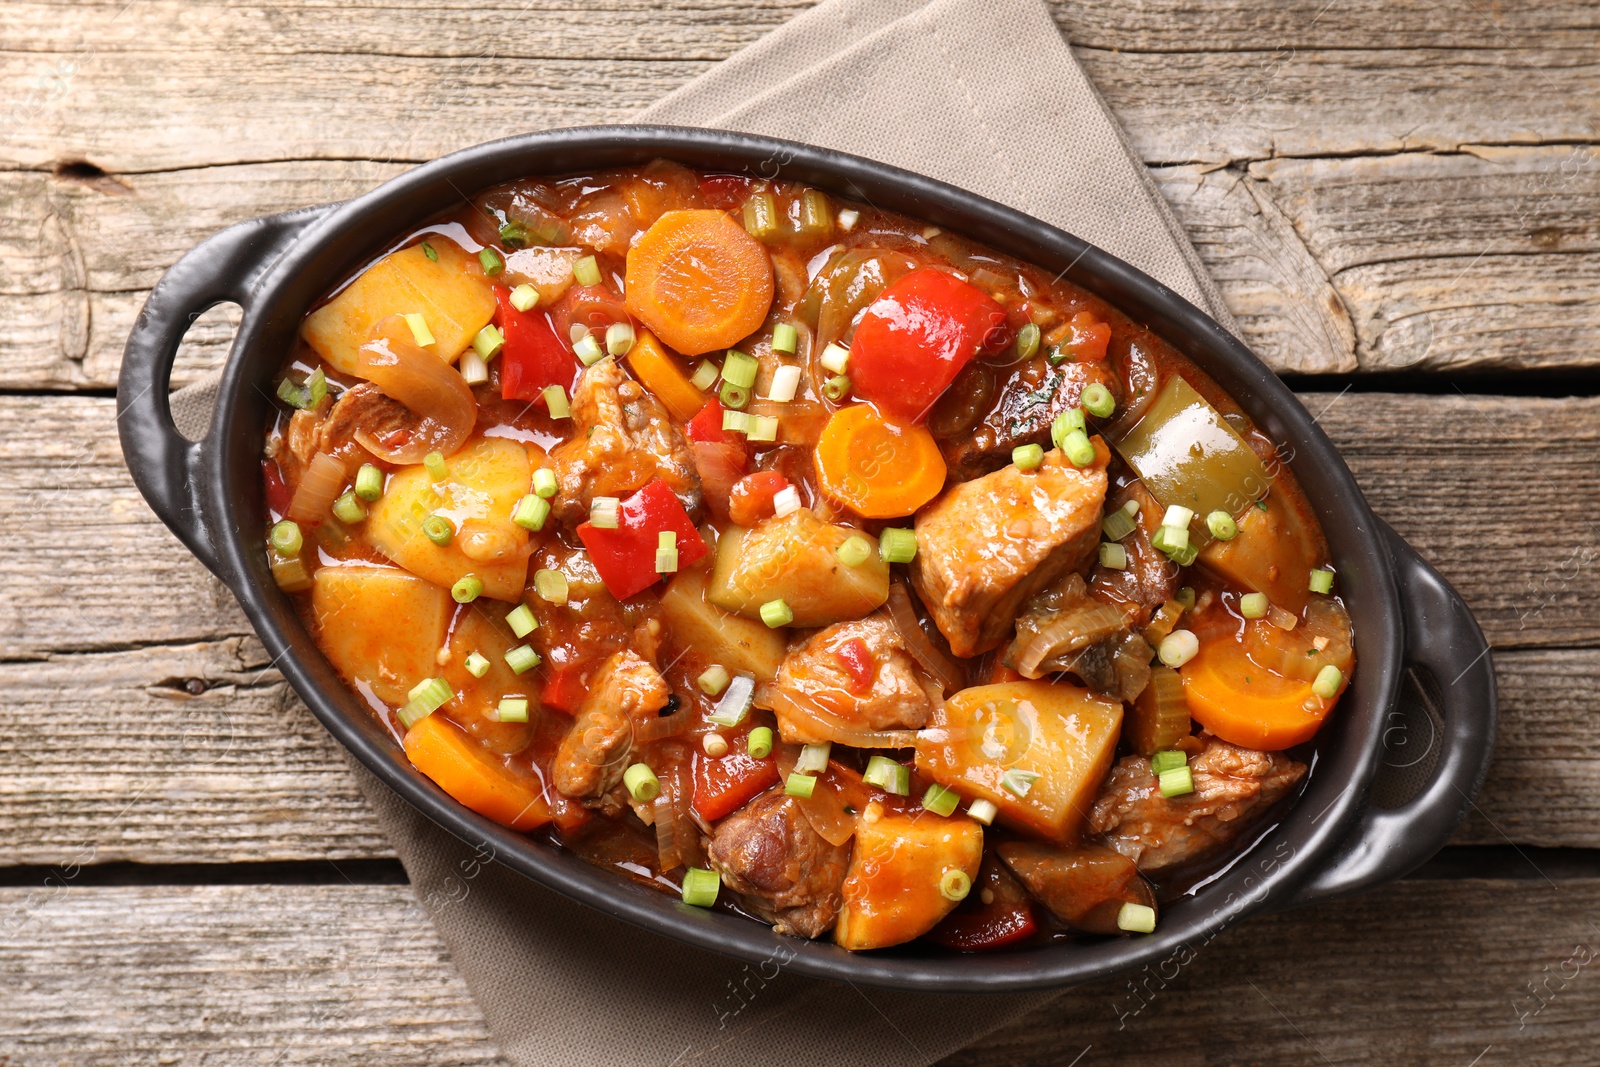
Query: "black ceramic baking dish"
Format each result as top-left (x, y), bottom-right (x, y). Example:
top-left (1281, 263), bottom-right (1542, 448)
top-left (117, 125), bottom-right (1496, 992)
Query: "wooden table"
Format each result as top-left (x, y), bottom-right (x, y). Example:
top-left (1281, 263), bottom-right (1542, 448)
top-left (3, 1), bottom-right (1596, 1062)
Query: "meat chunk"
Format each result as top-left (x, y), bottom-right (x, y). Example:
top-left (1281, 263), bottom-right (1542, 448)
top-left (707, 788), bottom-right (851, 939)
top-left (939, 357), bottom-right (1121, 481)
top-left (996, 841), bottom-right (1156, 935)
top-left (1089, 735), bottom-right (1307, 873)
top-left (910, 443), bottom-right (1108, 657)
top-left (552, 648), bottom-right (670, 811)
top-left (548, 357), bottom-right (700, 524)
top-left (770, 616), bottom-right (938, 741)
top-left (1089, 481), bottom-right (1178, 623)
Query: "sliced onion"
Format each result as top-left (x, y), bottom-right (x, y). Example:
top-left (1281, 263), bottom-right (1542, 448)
top-left (885, 583), bottom-right (967, 695)
top-left (652, 760), bottom-right (704, 872)
top-left (351, 317), bottom-right (476, 463)
top-left (756, 684), bottom-right (921, 751)
top-left (1011, 600), bottom-right (1127, 679)
top-left (633, 711), bottom-right (693, 745)
top-left (774, 745), bottom-right (858, 847)
top-left (286, 451), bottom-right (346, 524)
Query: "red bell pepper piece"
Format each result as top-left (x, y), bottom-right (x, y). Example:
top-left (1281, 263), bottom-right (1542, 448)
top-left (540, 662), bottom-right (589, 715)
top-left (262, 459), bottom-right (292, 520)
top-left (927, 856), bottom-right (1038, 951)
top-left (495, 285), bottom-right (579, 404)
top-left (833, 637), bottom-right (874, 694)
top-left (692, 737), bottom-right (780, 822)
top-left (848, 268), bottom-right (1010, 423)
top-left (727, 470), bottom-right (790, 527)
top-left (685, 398), bottom-right (731, 443)
top-left (576, 478), bottom-right (710, 600)
top-left (1056, 311), bottom-right (1111, 363)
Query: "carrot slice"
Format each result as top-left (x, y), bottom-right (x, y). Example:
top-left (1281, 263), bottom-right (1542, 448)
top-left (1179, 633), bottom-right (1343, 750)
top-left (624, 328), bottom-right (707, 422)
top-left (624, 210), bottom-right (774, 355)
top-left (814, 404), bottom-right (947, 518)
top-left (403, 714), bottom-right (550, 831)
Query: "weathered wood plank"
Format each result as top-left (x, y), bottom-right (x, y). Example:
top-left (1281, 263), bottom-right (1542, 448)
top-left (4, 878), bottom-right (1598, 1064)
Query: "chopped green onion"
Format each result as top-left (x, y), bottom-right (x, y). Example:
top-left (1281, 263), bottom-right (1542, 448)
top-left (478, 247), bottom-right (504, 276)
top-left (719, 381), bottom-right (751, 410)
top-left (270, 520), bottom-right (303, 556)
top-left (1000, 768), bottom-right (1039, 797)
top-left (496, 697), bottom-right (529, 723)
top-left (1207, 510), bottom-right (1239, 541)
top-left (771, 486), bottom-right (801, 518)
top-left (1101, 509), bottom-right (1136, 541)
top-left (742, 192), bottom-right (779, 241)
top-left (1239, 592), bottom-right (1269, 619)
top-left (1014, 322), bottom-right (1041, 362)
top-left (822, 374), bottom-right (851, 402)
top-left (690, 360), bottom-right (719, 391)
top-left (332, 490), bottom-right (367, 524)
top-left (422, 514), bottom-right (454, 546)
top-left (573, 334), bottom-right (604, 366)
top-left (1117, 902), bottom-right (1157, 934)
top-left (505, 603), bottom-right (537, 638)
top-left (269, 554), bottom-right (312, 595)
top-left (452, 575), bottom-right (484, 603)
top-left (472, 324), bottom-right (505, 360)
top-left (353, 463), bottom-right (385, 503)
top-left (425, 452), bottom-right (448, 482)
top-left (512, 494), bottom-right (550, 532)
top-left (863, 755), bottom-right (910, 795)
top-left (1158, 629), bottom-right (1199, 668)
top-left (534, 568), bottom-right (568, 605)
top-left (1151, 524), bottom-right (1190, 556)
top-left (1162, 505), bottom-right (1195, 530)
top-left (922, 783), bottom-right (961, 817)
top-left (509, 284), bottom-right (540, 312)
top-left (1012, 443), bottom-right (1045, 470)
top-left (463, 652), bottom-right (491, 679)
top-left (1309, 568), bottom-right (1335, 595)
top-left (1081, 383), bottom-right (1115, 418)
top-left (721, 350), bottom-right (758, 389)
top-left (404, 313), bottom-right (435, 347)
top-left (421, 241), bottom-right (438, 262)
top-left (771, 322), bottom-right (798, 355)
top-left (697, 664), bottom-right (731, 697)
top-left (624, 763), bottom-right (661, 803)
top-left (408, 676), bottom-right (453, 713)
top-left (532, 467), bottom-right (558, 499)
top-left (939, 868), bottom-right (972, 903)
top-left (796, 742), bottom-right (831, 775)
top-left (1175, 586), bottom-right (1196, 610)
top-left (721, 410), bottom-right (752, 434)
top-left (1313, 664), bottom-right (1344, 699)
top-left (1061, 428), bottom-right (1096, 468)
top-left (967, 798), bottom-right (999, 826)
top-left (681, 866), bottom-right (720, 908)
top-left (1124, 499), bottom-right (1141, 518)
top-left (504, 644), bottom-right (541, 675)
top-left (709, 674), bottom-right (754, 728)
top-left (746, 415), bottom-right (779, 443)
top-left (276, 375), bottom-right (309, 409)
top-left (1050, 408), bottom-right (1085, 449)
top-left (837, 208), bottom-right (861, 232)
top-left (784, 772), bottom-right (817, 798)
top-left (588, 496), bottom-right (619, 530)
top-left (396, 700), bottom-right (432, 729)
top-left (1099, 542), bottom-right (1128, 570)
top-left (572, 255), bottom-right (602, 288)
top-left (837, 535), bottom-right (872, 567)
top-left (1158, 765), bottom-right (1195, 798)
top-left (879, 528), bottom-right (917, 564)
top-left (1150, 750), bottom-right (1186, 774)
top-left (1168, 541), bottom-right (1200, 567)
top-left (499, 220), bottom-right (530, 248)
top-left (766, 364), bottom-right (802, 403)
top-left (543, 384), bottom-right (571, 419)
top-left (746, 726), bottom-right (774, 760)
top-left (570, 323), bottom-right (591, 345)
top-left (797, 189), bottom-right (833, 235)
top-left (702, 732), bottom-right (729, 758)
top-left (819, 343), bottom-right (850, 375)
top-left (656, 530), bottom-right (679, 574)
top-left (605, 321), bottom-right (635, 357)
top-left (760, 598), bottom-right (794, 628)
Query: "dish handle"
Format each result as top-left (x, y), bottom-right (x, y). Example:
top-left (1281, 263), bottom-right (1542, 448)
top-left (116, 207), bottom-right (332, 577)
top-left (1283, 519), bottom-right (1497, 906)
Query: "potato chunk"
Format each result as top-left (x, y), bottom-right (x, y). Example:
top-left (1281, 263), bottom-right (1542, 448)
top-left (707, 511), bottom-right (889, 628)
top-left (311, 565), bottom-right (450, 707)
top-left (364, 437), bottom-right (534, 602)
top-left (916, 681), bottom-right (1122, 844)
top-left (301, 238), bottom-right (496, 374)
top-left (441, 603), bottom-right (538, 755)
top-left (834, 808), bottom-right (983, 951)
top-left (658, 568), bottom-right (787, 682)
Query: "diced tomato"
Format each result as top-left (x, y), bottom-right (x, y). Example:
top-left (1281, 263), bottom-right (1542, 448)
top-left (927, 857), bottom-right (1038, 952)
top-left (262, 459), bottom-right (292, 520)
top-left (727, 470), bottom-right (790, 527)
top-left (576, 478), bottom-right (710, 600)
top-left (1054, 311), bottom-right (1111, 363)
top-left (495, 286), bottom-right (579, 404)
top-left (834, 637), bottom-right (874, 694)
top-left (685, 398), bottom-right (730, 443)
top-left (848, 268), bottom-right (1010, 423)
top-left (540, 663), bottom-right (589, 715)
top-left (698, 174), bottom-right (757, 211)
top-left (692, 740), bottom-right (780, 822)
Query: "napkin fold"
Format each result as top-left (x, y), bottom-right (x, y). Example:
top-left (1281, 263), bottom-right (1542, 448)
top-left (169, 0), bottom-right (1234, 1061)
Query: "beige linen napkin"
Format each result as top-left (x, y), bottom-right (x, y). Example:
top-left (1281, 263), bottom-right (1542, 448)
top-left (167, 0), bottom-right (1234, 1061)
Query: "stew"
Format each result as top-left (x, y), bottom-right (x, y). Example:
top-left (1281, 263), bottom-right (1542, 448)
top-left (260, 160), bottom-right (1353, 952)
